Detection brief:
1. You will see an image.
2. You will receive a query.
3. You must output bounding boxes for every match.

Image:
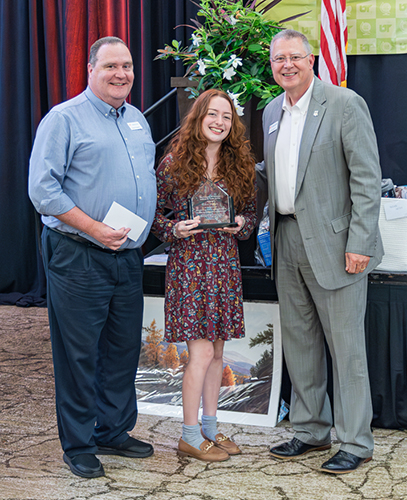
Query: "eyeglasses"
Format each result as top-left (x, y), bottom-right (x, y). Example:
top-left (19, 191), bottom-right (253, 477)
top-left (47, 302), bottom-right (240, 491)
top-left (270, 53), bottom-right (311, 64)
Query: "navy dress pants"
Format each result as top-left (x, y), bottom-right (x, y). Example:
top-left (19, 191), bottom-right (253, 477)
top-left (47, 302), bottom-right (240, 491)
top-left (42, 227), bottom-right (144, 458)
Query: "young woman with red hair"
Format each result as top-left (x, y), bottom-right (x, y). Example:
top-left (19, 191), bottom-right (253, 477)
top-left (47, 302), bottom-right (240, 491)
top-left (152, 89), bottom-right (256, 462)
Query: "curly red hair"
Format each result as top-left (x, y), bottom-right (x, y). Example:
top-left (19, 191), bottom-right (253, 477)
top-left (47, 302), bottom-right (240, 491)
top-left (164, 89), bottom-right (255, 212)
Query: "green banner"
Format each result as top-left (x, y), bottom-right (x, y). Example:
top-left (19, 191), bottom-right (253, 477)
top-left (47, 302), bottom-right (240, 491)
top-left (263, 0), bottom-right (407, 55)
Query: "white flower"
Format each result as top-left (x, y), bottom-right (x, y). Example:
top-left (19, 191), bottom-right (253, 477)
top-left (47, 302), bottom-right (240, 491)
top-left (197, 59), bottom-right (206, 75)
top-left (230, 15), bottom-right (237, 25)
top-left (223, 67), bottom-right (236, 80)
top-left (235, 104), bottom-right (244, 116)
top-left (227, 90), bottom-right (239, 103)
top-left (227, 91), bottom-right (245, 116)
top-left (229, 54), bottom-right (243, 68)
top-left (191, 34), bottom-right (202, 47)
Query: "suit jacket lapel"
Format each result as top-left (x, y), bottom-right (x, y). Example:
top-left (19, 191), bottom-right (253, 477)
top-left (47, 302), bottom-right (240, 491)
top-left (267, 103), bottom-right (284, 165)
top-left (296, 78), bottom-right (327, 199)
top-left (265, 99), bottom-right (284, 211)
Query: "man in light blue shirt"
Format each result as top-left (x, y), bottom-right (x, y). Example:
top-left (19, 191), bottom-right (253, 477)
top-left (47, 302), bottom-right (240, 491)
top-left (29, 37), bottom-right (156, 478)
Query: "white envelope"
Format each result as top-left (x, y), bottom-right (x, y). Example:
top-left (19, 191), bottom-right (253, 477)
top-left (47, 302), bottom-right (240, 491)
top-left (103, 201), bottom-right (147, 242)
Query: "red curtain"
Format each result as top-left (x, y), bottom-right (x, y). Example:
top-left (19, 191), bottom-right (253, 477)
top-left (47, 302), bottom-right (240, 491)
top-left (66, 0), bottom-right (129, 99)
top-left (29, 0), bottom-right (130, 131)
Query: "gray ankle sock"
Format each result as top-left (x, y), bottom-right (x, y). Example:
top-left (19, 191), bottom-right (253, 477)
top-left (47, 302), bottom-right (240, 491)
top-left (182, 424), bottom-right (205, 450)
top-left (201, 415), bottom-right (218, 441)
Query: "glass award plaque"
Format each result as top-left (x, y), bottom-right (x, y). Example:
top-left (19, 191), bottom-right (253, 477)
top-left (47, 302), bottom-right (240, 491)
top-left (188, 179), bottom-right (238, 229)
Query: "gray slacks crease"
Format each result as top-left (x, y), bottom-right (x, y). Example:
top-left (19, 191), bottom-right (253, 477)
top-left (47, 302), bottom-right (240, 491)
top-left (275, 216), bottom-right (374, 458)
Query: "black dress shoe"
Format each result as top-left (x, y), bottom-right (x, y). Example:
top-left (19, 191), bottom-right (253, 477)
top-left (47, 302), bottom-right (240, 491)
top-left (96, 436), bottom-right (154, 458)
top-left (270, 437), bottom-right (331, 459)
top-left (63, 453), bottom-right (105, 478)
top-left (320, 450), bottom-right (372, 474)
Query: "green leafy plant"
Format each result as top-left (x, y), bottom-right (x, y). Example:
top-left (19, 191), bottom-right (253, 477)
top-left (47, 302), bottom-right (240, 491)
top-left (155, 0), bottom-right (307, 113)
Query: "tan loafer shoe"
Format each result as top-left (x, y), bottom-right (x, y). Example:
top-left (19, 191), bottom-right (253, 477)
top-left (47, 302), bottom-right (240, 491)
top-left (177, 438), bottom-right (229, 462)
top-left (202, 432), bottom-right (241, 455)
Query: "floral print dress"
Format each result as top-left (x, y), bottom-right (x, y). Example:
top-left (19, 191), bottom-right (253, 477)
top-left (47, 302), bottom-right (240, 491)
top-left (151, 156), bottom-right (257, 343)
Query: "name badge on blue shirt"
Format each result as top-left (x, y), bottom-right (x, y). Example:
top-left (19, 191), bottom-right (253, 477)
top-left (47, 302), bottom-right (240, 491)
top-left (269, 121), bottom-right (278, 134)
top-left (128, 121), bottom-right (143, 130)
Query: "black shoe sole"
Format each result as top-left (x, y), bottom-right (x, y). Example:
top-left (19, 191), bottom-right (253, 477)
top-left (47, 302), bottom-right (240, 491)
top-left (270, 443), bottom-right (331, 460)
top-left (63, 453), bottom-right (105, 478)
top-left (320, 456), bottom-right (372, 474)
top-left (96, 446), bottom-right (154, 458)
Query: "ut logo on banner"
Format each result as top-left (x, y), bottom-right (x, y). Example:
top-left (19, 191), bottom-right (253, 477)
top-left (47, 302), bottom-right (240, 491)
top-left (359, 4), bottom-right (373, 12)
top-left (360, 43), bottom-right (374, 52)
top-left (399, 3), bottom-right (407, 11)
top-left (379, 24), bottom-right (392, 33)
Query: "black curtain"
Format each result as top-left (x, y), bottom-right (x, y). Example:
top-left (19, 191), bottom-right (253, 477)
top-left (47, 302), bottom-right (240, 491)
top-left (0, 1), bottom-right (47, 306)
top-left (1, 1), bottom-right (407, 305)
top-left (347, 54), bottom-right (407, 186)
top-left (130, 0), bottom-right (198, 149)
top-left (0, 0), bottom-right (197, 306)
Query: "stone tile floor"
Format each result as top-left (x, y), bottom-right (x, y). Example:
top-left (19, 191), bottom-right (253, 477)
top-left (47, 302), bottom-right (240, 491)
top-left (0, 305), bottom-right (406, 500)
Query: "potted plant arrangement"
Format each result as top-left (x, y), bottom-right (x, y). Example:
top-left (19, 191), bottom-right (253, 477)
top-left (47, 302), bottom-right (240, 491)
top-left (155, 0), bottom-right (306, 115)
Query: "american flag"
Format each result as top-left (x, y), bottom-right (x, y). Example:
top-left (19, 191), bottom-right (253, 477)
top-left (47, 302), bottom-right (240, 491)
top-left (319, 0), bottom-right (348, 87)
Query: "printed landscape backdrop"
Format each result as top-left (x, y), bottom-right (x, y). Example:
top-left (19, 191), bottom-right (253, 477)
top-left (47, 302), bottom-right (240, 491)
top-left (137, 297), bottom-right (282, 427)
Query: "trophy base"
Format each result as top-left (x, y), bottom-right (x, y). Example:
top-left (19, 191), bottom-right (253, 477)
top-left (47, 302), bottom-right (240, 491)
top-left (196, 222), bottom-right (238, 229)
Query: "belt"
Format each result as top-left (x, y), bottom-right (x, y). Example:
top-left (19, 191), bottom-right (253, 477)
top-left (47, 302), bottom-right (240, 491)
top-left (50, 228), bottom-right (128, 253)
top-left (280, 213), bottom-right (297, 220)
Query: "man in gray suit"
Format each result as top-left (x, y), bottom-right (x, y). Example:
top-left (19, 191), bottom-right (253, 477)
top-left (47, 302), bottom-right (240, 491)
top-left (257, 29), bottom-right (383, 474)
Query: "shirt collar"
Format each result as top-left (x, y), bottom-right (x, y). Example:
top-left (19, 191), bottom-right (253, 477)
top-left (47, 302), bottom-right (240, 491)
top-left (84, 86), bottom-right (127, 117)
top-left (282, 78), bottom-right (315, 115)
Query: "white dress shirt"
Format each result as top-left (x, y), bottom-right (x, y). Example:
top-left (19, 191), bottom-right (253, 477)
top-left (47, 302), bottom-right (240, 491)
top-left (275, 80), bottom-right (314, 214)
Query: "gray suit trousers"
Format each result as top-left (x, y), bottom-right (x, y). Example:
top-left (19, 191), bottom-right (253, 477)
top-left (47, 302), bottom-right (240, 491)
top-left (276, 216), bottom-right (374, 458)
